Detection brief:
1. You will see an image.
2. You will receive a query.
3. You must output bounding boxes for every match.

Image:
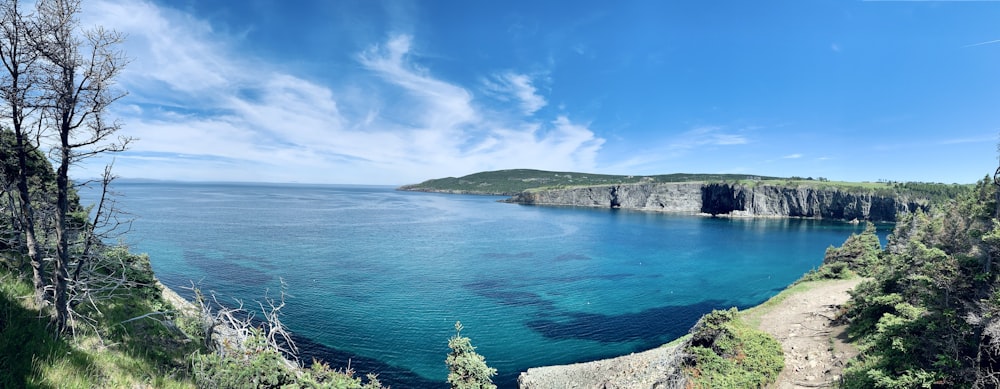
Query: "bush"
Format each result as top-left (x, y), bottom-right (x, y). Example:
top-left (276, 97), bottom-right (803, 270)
top-left (683, 308), bottom-right (784, 388)
top-left (823, 222), bottom-right (881, 274)
top-left (798, 262), bottom-right (852, 283)
top-left (191, 327), bottom-right (385, 389)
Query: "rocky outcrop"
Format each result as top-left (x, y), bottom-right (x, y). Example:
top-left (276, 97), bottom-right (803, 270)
top-left (504, 183), bottom-right (928, 222)
top-left (517, 342), bottom-right (688, 389)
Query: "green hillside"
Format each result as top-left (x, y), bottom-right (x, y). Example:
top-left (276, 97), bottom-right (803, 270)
top-left (398, 169), bottom-right (970, 203)
top-left (398, 169), bottom-right (784, 195)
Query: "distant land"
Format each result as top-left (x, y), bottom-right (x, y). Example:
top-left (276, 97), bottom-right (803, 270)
top-left (397, 169), bottom-right (786, 196)
top-left (399, 169), bottom-right (971, 222)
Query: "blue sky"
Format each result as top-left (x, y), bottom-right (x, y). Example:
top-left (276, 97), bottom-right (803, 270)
top-left (77, 0), bottom-right (1000, 185)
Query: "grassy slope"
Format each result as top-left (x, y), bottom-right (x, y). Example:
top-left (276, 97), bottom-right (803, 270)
top-left (0, 266), bottom-right (197, 388)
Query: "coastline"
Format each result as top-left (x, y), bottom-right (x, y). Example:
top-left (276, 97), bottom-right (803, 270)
top-left (516, 277), bottom-right (862, 388)
top-left (158, 279), bottom-right (198, 316)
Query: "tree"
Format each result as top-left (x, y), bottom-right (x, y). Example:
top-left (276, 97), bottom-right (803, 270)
top-left (32, 0), bottom-right (130, 333)
top-left (445, 321), bottom-right (497, 389)
top-left (0, 0), bottom-right (46, 305)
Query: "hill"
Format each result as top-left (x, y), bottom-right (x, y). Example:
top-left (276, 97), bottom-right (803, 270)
top-left (398, 169), bottom-right (784, 195)
top-left (399, 169), bottom-right (970, 205)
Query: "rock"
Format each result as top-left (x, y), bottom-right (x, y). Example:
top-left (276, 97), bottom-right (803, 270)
top-left (504, 182), bottom-right (927, 222)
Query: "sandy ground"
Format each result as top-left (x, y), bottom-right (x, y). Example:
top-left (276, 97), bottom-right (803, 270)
top-left (758, 278), bottom-right (862, 389)
top-left (517, 278), bottom-right (862, 389)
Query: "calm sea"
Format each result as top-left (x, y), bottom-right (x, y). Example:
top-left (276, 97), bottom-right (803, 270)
top-left (81, 181), bottom-right (879, 388)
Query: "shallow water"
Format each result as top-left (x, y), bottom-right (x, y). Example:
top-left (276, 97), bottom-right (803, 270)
top-left (83, 181), bottom-right (880, 388)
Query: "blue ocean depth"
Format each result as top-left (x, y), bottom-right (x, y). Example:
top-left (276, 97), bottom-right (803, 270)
top-left (83, 182), bottom-right (882, 388)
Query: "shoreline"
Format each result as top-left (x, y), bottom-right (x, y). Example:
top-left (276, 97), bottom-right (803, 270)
top-left (517, 277), bottom-right (862, 388)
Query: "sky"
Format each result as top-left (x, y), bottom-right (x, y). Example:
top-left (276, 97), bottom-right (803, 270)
top-left (72, 0), bottom-right (1000, 185)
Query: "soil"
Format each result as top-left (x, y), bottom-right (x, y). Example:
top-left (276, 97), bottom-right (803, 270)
top-left (758, 278), bottom-right (862, 389)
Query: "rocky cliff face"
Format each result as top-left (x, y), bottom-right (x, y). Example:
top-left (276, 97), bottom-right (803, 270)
top-left (504, 183), bottom-right (927, 222)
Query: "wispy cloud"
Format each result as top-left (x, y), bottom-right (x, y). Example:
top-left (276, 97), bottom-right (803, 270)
top-left (940, 135), bottom-right (996, 144)
top-left (482, 72), bottom-right (548, 115)
top-left (673, 126), bottom-right (749, 149)
top-left (783, 153), bottom-right (803, 159)
top-left (604, 126), bottom-right (750, 173)
top-left (963, 39), bottom-right (1000, 48)
top-left (78, 0), bottom-right (604, 184)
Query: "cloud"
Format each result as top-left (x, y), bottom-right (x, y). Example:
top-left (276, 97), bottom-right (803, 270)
top-left (964, 39), bottom-right (1000, 48)
top-left (940, 135), bottom-right (996, 145)
top-left (482, 72), bottom-right (548, 115)
top-left (782, 153), bottom-right (803, 159)
top-left (601, 125), bottom-right (750, 173)
top-left (76, 0), bottom-right (604, 184)
top-left (673, 126), bottom-right (749, 149)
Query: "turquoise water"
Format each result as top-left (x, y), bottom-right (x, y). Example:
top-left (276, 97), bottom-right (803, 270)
top-left (86, 182), bottom-right (879, 388)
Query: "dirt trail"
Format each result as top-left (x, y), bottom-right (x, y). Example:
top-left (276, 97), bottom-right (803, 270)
top-left (757, 278), bottom-right (862, 389)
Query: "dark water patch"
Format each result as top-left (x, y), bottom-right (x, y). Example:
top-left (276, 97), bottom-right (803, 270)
top-left (554, 253), bottom-right (590, 262)
top-left (526, 299), bottom-right (731, 345)
top-left (184, 250), bottom-right (273, 285)
top-left (293, 335), bottom-right (444, 389)
top-left (540, 273), bottom-right (635, 283)
top-left (224, 252), bottom-right (279, 270)
top-left (463, 279), bottom-right (507, 291)
top-left (480, 252), bottom-right (534, 259)
top-left (464, 280), bottom-right (556, 309)
top-left (480, 290), bottom-right (556, 309)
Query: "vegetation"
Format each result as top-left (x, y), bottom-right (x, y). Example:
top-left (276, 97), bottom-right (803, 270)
top-left (445, 321), bottom-right (497, 389)
top-left (682, 308), bottom-right (784, 388)
top-left (398, 168), bottom-right (784, 195)
top-left (0, 1), bottom-right (501, 387)
top-left (812, 175), bottom-right (1000, 388)
top-left (399, 169), bottom-right (971, 207)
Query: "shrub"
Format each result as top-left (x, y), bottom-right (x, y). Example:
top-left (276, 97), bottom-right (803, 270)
top-left (683, 308), bottom-right (784, 388)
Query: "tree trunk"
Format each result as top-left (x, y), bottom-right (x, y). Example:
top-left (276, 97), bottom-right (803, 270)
top-left (52, 121), bottom-right (70, 333)
top-left (14, 132), bottom-right (46, 304)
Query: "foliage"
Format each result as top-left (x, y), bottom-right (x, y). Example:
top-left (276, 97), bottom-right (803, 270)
top-left (837, 176), bottom-right (999, 387)
top-left (193, 329), bottom-right (386, 389)
top-left (822, 222), bottom-right (882, 274)
top-left (682, 308), bottom-right (784, 388)
top-left (797, 261), bottom-right (853, 283)
top-left (446, 321), bottom-right (497, 389)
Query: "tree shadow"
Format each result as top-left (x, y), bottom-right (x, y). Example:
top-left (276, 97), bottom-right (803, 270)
top-left (0, 280), bottom-right (94, 389)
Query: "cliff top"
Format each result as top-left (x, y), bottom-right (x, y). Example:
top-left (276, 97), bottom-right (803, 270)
top-left (398, 169), bottom-right (783, 195)
top-left (398, 169), bottom-right (969, 202)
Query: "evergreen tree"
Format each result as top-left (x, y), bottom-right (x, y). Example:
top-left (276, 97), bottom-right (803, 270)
top-left (445, 321), bottom-right (497, 389)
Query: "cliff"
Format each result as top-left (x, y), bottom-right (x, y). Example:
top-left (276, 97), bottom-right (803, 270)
top-left (504, 182), bottom-right (928, 222)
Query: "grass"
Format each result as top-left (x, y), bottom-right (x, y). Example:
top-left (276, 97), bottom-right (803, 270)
top-left (0, 267), bottom-right (197, 388)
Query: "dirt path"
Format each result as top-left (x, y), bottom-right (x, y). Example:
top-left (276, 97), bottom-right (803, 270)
top-left (756, 278), bottom-right (862, 389)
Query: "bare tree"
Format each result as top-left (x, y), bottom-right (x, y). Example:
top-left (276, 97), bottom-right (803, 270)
top-left (32, 0), bottom-right (130, 333)
top-left (0, 0), bottom-right (47, 304)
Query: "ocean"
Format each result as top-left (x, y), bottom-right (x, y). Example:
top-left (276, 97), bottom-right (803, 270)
top-left (82, 181), bottom-right (879, 388)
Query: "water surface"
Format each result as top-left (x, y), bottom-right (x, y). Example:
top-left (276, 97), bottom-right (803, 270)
top-left (85, 182), bottom-right (878, 388)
